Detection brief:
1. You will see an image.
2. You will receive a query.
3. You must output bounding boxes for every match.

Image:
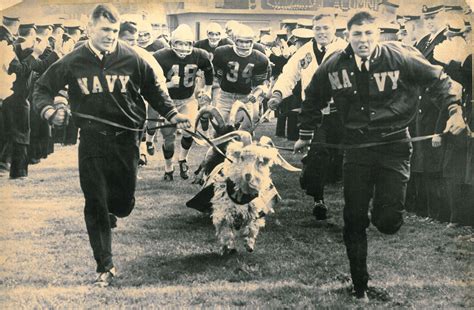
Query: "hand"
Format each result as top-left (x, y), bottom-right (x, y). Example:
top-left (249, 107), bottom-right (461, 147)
top-left (168, 75), bottom-right (180, 88)
top-left (33, 38), bottom-right (48, 56)
top-left (444, 111), bottom-right (466, 135)
top-left (61, 39), bottom-right (75, 55)
top-left (246, 94), bottom-right (257, 103)
top-left (197, 90), bottom-right (212, 106)
top-left (268, 92), bottom-right (283, 111)
top-left (44, 108), bottom-right (66, 126)
top-left (169, 113), bottom-right (191, 129)
top-left (431, 135), bottom-right (442, 148)
top-left (293, 139), bottom-right (311, 154)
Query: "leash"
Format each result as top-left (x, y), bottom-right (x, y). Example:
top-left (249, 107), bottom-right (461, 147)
top-left (193, 129), bottom-right (234, 163)
top-left (275, 132), bottom-right (451, 151)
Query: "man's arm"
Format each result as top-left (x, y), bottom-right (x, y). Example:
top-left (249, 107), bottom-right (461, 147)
top-left (33, 57), bottom-right (69, 122)
top-left (138, 56), bottom-right (178, 121)
top-left (272, 47), bottom-right (305, 99)
top-left (403, 45), bottom-right (465, 135)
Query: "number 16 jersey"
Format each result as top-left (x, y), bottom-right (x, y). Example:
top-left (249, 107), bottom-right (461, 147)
top-left (212, 45), bottom-right (269, 95)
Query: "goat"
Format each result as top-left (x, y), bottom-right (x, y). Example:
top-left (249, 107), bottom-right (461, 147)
top-left (186, 134), bottom-right (300, 254)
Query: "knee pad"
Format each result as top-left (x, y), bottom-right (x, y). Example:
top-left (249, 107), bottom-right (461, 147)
top-left (162, 144), bottom-right (174, 160)
top-left (371, 206), bottom-right (403, 235)
top-left (181, 136), bottom-right (193, 150)
top-left (200, 117), bottom-right (209, 131)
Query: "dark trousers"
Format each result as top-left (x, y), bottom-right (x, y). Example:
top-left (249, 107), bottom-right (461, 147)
top-left (447, 182), bottom-right (474, 226)
top-left (79, 129), bottom-right (139, 273)
top-left (305, 113), bottom-right (343, 201)
top-left (343, 142), bottom-right (410, 292)
top-left (422, 172), bottom-right (449, 222)
top-left (10, 142), bottom-right (28, 178)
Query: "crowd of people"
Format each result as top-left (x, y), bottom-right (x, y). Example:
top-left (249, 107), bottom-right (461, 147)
top-left (0, 0), bottom-right (472, 301)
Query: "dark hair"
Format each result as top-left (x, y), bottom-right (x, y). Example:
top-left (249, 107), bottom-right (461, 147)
top-left (347, 11), bottom-right (377, 30)
top-left (119, 21), bottom-right (138, 36)
top-left (313, 13), bottom-right (334, 23)
top-left (19, 27), bottom-right (35, 37)
top-left (90, 4), bottom-right (120, 24)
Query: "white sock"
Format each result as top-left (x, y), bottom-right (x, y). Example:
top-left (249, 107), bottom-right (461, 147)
top-left (179, 148), bottom-right (190, 162)
top-left (146, 132), bottom-right (155, 143)
top-left (165, 159), bottom-right (173, 173)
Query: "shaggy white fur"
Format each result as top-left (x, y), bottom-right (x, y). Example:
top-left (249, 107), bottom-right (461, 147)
top-left (208, 139), bottom-right (282, 254)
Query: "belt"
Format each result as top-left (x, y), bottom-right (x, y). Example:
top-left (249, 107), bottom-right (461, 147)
top-left (80, 120), bottom-right (129, 137)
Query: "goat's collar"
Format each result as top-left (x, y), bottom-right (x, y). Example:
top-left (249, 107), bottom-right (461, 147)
top-left (225, 178), bottom-right (258, 205)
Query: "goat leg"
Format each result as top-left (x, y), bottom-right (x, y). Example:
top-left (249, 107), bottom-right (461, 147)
top-left (216, 222), bottom-right (236, 255)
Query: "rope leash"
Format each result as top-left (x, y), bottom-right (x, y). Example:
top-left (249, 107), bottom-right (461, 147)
top-left (275, 132), bottom-right (453, 151)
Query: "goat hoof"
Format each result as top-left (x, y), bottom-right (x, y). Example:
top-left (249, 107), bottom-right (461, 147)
top-left (222, 246), bottom-right (237, 256)
top-left (245, 245), bottom-right (254, 253)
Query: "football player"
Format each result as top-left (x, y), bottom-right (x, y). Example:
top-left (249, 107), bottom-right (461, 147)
top-left (149, 24), bottom-right (213, 181)
top-left (212, 24), bottom-right (270, 130)
top-left (194, 22), bottom-right (232, 60)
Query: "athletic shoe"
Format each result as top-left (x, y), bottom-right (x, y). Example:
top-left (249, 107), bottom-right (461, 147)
top-left (312, 201), bottom-right (328, 220)
top-left (163, 170), bottom-right (174, 181)
top-left (94, 267), bottom-right (116, 287)
top-left (179, 160), bottom-right (189, 180)
top-left (146, 142), bottom-right (155, 156)
top-left (352, 289), bottom-right (369, 303)
top-left (138, 154), bottom-right (147, 167)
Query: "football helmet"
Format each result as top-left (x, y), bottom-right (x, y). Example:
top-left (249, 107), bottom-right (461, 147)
top-left (233, 24), bottom-right (254, 57)
top-left (224, 20), bottom-right (240, 39)
top-left (171, 24), bottom-right (194, 58)
top-left (207, 22), bottom-right (222, 47)
top-left (137, 21), bottom-right (152, 48)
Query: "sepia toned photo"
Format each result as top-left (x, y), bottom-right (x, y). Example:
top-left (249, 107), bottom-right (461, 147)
top-left (0, 0), bottom-right (472, 308)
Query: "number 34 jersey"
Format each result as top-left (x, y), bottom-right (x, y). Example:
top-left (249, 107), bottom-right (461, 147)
top-left (212, 45), bottom-right (270, 95)
top-left (153, 48), bottom-right (214, 100)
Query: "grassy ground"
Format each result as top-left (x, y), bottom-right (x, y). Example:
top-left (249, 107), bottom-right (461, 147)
top-left (0, 120), bottom-right (473, 308)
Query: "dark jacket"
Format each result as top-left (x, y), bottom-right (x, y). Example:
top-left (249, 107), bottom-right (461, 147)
top-left (299, 42), bottom-right (460, 144)
top-left (443, 55), bottom-right (473, 184)
top-left (412, 30), bottom-right (449, 172)
top-left (33, 41), bottom-right (177, 130)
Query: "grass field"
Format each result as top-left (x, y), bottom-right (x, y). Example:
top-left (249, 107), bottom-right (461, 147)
top-left (1, 120), bottom-right (473, 308)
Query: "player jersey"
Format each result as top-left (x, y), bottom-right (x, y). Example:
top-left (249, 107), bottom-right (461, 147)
top-left (194, 37), bottom-right (233, 61)
top-left (153, 47), bottom-right (213, 100)
top-left (212, 45), bottom-right (269, 95)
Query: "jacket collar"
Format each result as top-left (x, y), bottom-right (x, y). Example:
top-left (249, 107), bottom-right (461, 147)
top-left (343, 43), bottom-right (382, 61)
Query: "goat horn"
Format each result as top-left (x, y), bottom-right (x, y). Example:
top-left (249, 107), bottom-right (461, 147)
top-left (258, 136), bottom-right (275, 148)
top-left (209, 130), bottom-right (253, 146)
top-left (194, 106), bottom-right (225, 132)
top-left (276, 153), bottom-right (301, 172)
top-left (229, 100), bottom-right (252, 129)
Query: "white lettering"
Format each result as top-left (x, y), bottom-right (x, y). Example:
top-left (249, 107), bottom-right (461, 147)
top-left (373, 72), bottom-right (387, 92)
top-left (105, 75), bottom-right (118, 92)
top-left (328, 72), bottom-right (343, 90)
top-left (91, 76), bottom-right (103, 93)
top-left (118, 75), bottom-right (130, 93)
top-left (341, 69), bottom-right (352, 88)
top-left (387, 70), bottom-right (400, 90)
top-left (77, 77), bottom-right (90, 95)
